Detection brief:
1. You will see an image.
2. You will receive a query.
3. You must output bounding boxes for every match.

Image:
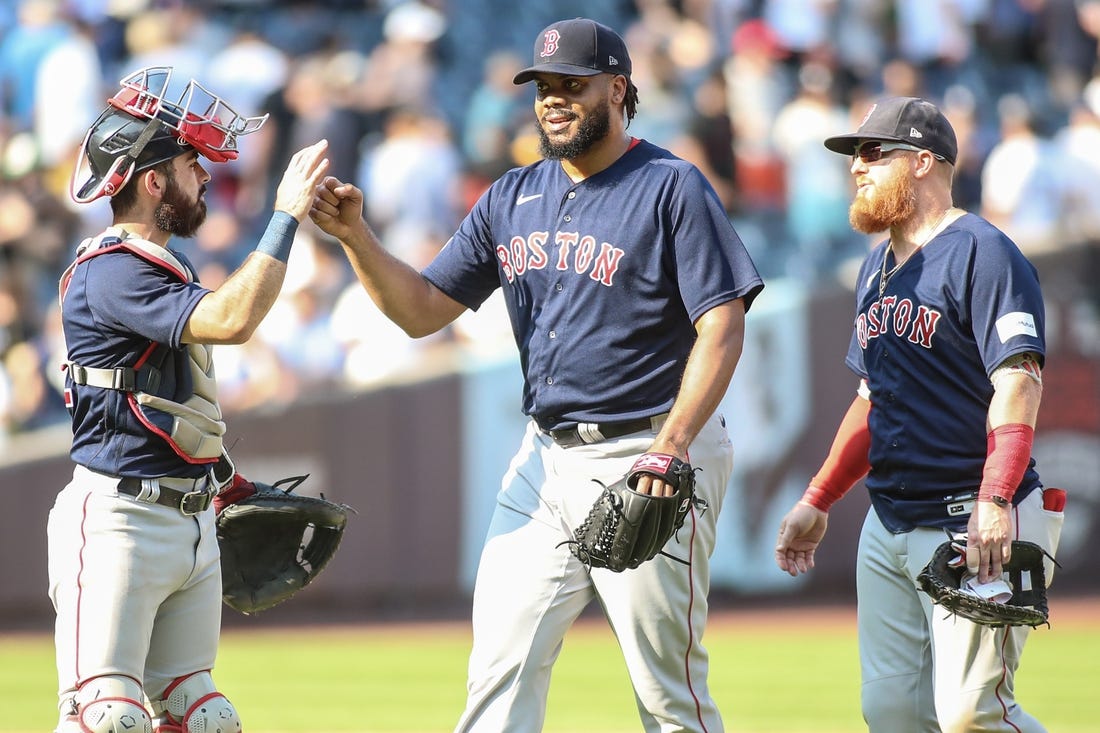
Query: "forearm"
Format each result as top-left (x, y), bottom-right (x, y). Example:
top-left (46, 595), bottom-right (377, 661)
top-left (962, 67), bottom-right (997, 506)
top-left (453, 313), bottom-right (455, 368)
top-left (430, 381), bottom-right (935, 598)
top-left (183, 213), bottom-right (295, 344)
top-left (980, 371), bottom-right (1043, 503)
top-left (802, 393), bottom-right (872, 511)
top-left (652, 299), bottom-right (746, 457)
top-left (338, 221), bottom-right (463, 338)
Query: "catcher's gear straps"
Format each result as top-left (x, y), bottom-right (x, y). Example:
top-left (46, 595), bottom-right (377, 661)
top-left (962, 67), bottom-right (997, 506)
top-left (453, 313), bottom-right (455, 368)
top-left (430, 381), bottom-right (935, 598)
top-left (61, 675), bottom-right (152, 733)
top-left (59, 230), bottom-right (227, 462)
top-left (150, 671), bottom-right (241, 733)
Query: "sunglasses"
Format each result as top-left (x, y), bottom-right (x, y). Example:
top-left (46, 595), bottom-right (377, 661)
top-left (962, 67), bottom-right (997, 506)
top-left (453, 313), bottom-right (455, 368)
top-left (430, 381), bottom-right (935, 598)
top-left (854, 140), bottom-right (944, 163)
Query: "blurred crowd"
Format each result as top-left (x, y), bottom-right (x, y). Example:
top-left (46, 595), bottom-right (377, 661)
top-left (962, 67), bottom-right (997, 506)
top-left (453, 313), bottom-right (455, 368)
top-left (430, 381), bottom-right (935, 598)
top-left (4, 0), bottom-right (1100, 441)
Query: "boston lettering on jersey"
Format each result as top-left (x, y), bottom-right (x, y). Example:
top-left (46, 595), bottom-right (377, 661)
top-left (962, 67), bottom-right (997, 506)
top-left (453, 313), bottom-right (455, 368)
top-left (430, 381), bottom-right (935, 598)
top-left (855, 294), bottom-right (942, 349)
top-left (497, 231), bottom-right (626, 286)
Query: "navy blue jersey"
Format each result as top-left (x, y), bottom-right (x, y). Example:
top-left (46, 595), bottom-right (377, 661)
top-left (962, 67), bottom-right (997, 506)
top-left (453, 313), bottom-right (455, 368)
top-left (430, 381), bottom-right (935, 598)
top-left (423, 139), bottom-right (763, 428)
top-left (845, 213), bottom-right (1045, 531)
top-left (62, 245), bottom-right (210, 477)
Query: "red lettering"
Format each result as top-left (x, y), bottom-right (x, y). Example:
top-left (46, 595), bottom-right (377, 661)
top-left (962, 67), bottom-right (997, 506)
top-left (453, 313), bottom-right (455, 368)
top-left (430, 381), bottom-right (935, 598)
top-left (575, 235), bottom-right (596, 273)
top-left (510, 236), bottom-right (528, 276)
top-left (908, 306), bottom-right (942, 347)
top-left (555, 232), bottom-right (578, 270)
top-left (590, 243), bottom-right (625, 285)
top-left (867, 301), bottom-right (882, 338)
top-left (892, 299), bottom-right (912, 336)
top-left (496, 244), bottom-right (514, 283)
top-left (528, 232), bottom-right (548, 270)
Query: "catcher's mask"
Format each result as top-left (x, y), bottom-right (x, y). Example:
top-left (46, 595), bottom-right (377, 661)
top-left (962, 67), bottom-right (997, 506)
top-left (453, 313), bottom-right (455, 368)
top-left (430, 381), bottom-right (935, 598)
top-left (70, 66), bottom-right (268, 203)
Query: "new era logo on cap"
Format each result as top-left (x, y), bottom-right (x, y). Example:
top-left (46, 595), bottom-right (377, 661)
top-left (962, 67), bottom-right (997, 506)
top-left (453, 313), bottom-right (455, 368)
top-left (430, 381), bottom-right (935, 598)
top-left (514, 18), bottom-right (632, 85)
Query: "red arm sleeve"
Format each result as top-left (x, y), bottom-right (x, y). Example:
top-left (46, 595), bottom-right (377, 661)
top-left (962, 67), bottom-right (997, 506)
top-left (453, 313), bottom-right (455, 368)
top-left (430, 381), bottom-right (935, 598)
top-left (801, 395), bottom-right (872, 512)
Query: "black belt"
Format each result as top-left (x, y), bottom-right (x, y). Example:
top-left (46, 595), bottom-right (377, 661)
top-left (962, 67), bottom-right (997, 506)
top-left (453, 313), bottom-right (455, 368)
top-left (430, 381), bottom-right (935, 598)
top-left (117, 477), bottom-right (214, 515)
top-left (543, 416), bottom-right (658, 449)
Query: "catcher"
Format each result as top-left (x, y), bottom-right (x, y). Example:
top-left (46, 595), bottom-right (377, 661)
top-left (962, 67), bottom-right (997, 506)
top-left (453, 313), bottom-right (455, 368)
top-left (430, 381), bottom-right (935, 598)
top-left (49, 66), bottom-right (333, 733)
top-left (773, 97), bottom-right (1066, 733)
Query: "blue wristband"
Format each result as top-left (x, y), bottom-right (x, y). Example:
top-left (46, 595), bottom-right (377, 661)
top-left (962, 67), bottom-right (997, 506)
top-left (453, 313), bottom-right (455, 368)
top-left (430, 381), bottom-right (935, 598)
top-left (255, 211), bottom-right (298, 263)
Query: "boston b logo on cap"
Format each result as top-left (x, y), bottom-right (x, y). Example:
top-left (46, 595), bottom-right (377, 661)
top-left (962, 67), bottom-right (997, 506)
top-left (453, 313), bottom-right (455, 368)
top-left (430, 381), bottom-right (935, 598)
top-left (513, 18), bottom-right (632, 85)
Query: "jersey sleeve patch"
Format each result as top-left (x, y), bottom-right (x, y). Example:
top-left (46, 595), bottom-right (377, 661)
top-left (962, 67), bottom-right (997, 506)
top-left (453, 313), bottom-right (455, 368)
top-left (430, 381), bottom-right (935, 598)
top-left (994, 311), bottom-right (1038, 343)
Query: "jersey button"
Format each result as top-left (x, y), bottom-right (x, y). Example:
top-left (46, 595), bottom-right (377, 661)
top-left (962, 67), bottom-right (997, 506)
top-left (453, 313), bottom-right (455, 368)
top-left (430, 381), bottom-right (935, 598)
top-left (555, 283), bottom-right (563, 291)
top-left (549, 330), bottom-right (557, 339)
top-left (567, 191), bottom-right (576, 199)
top-left (563, 215), bottom-right (572, 222)
top-left (891, 440), bottom-right (898, 447)
top-left (545, 377), bottom-right (554, 385)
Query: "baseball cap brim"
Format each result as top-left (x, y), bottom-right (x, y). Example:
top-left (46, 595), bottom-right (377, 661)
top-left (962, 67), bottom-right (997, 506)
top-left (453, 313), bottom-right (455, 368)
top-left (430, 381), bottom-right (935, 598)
top-left (513, 63), bottom-right (606, 85)
top-left (823, 132), bottom-right (911, 157)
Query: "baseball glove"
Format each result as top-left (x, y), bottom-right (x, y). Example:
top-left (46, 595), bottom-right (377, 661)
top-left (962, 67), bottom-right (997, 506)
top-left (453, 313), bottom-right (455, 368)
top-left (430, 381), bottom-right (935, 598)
top-left (917, 539), bottom-right (1053, 628)
top-left (564, 452), bottom-right (697, 572)
top-left (216, 474), bottom-right (350, 615)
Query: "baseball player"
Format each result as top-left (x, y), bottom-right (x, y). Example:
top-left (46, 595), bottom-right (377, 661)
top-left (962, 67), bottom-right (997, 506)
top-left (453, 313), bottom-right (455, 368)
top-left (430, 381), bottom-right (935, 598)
top-left (774, 97), bottom-right (1065, 732)
top-left (49, 66), bottom-right (329, 733)
top-left (311, 18), bottom-right (763, 732)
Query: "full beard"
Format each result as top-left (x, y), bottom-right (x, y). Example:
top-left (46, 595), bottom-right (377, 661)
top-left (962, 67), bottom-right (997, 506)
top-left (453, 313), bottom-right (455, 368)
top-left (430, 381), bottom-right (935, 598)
top-left (154, 179), bottom-right (207, 238)
top-left (537, 97), bottom-right (612, 160)
top-left (848, 168), bottom-right (917, 235)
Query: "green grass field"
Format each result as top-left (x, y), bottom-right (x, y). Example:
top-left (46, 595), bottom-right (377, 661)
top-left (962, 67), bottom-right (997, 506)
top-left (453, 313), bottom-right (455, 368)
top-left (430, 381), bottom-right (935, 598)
top-left (4, 601), bottom-right (1097, 732)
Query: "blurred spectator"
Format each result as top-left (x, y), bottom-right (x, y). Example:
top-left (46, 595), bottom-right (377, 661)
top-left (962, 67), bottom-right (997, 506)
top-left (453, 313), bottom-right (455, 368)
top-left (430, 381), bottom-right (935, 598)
top-left (980, 93), bottom-right (1066, 254)
top-left (0, 0), bottom-right (69, 132)
top-left (0, 132), bottom-right (81, 339)
top-left (357, 106), bottom-right (464, 263)
top-left (771, 60), bottom-right (858, 280)
top-left (1054, 81), bottom-right (1100, 247)
top-left (33, 14), bottom-right (103, 174)
top-left (353, 1), bottom-right (447, 126)
top-left (941, 84), bottom-right (992, 213)
top-left (723, 18), bottom-right (791, 215)
top-left (666, 66), bottom-right (738, 213)
top-left (460, 49), bottom-right (527, 181)
top-left (892, 0), bottom-right (979, 100)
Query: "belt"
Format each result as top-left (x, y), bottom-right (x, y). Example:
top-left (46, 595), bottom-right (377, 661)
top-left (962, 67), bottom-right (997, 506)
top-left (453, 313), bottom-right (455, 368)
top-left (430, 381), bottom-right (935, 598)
top-left (117, 475), bottom-right (215, 516)
top-left (543, 414), bottom-right (666, 449)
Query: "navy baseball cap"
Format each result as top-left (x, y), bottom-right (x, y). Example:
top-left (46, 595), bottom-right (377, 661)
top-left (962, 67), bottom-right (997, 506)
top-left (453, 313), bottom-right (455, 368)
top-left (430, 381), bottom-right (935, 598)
top-left (513, 18), bottom-right (631, 85)
top-left (824, 96), bottom-right (958, 165)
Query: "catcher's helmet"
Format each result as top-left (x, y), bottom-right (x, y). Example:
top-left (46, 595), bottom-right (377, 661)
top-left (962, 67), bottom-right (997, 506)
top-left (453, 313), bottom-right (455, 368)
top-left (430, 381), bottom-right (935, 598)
top-left (70, 66), bottom-right (268, 203)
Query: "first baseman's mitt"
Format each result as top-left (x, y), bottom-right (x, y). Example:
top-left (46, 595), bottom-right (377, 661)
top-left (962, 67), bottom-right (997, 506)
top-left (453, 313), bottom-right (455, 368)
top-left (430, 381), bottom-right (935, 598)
top-left (917, 539), bottom-right (1053, 628)
top-left (216, 474), bottom-right (350, 615)
top-left (564, 453), bottom-right (697, 572)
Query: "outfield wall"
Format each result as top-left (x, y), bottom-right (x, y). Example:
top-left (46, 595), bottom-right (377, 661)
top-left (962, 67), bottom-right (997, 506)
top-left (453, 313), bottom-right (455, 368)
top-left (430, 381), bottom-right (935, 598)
top-left (2, 248), bottom-right (1097, 629)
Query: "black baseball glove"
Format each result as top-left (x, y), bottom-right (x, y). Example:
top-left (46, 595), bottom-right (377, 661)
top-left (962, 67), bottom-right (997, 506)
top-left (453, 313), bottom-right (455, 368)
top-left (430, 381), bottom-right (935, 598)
top-left (564, 453), bottom-right (697, 572)
top-left (215, 474), bottom-right (350, 615)
top-left (917, 539), bottom-right (1054, 628)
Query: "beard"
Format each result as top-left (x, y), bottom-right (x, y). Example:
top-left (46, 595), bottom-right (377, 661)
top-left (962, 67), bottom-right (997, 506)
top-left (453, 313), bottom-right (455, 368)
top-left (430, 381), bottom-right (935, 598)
top-left (537, 96), bottom-right (612, 160)
top-left (848, 166), bottom-right (917, 234)
top-left (153, 173), bottom-right (207, 238)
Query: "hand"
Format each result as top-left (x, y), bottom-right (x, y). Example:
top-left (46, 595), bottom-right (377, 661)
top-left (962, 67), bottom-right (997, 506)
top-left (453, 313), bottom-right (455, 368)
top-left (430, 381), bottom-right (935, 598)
top-left (775, 501), bottom-right (829, 577)
top-left (310, 176), bottom-right (367, 242)
top-left (213, 473), bottom-right (256, 514)
top-left (965, 499), bottom-right (1014, 583)
top-left (273, 140), bottom-right (331, 222)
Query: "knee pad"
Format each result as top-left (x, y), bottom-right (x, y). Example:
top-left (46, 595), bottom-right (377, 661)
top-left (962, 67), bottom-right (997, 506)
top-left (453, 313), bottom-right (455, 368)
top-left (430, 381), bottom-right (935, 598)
top-left (61, 675), bottom-right (152, 733)
top-left (150, 672), bottom-right (241, 733)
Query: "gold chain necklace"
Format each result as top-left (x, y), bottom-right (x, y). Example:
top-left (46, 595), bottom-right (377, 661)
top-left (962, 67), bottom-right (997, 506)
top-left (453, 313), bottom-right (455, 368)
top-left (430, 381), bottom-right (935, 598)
top-left (878, 208), bottom-right (953, 298)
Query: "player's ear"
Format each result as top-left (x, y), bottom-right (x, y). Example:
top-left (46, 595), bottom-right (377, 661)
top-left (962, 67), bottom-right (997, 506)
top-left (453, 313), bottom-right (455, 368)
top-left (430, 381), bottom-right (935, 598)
top-left (140, 168), bottom-right (163, 197)
top-left (610, 74), bottom-right (628, 105)
top-left (914, 150), bottom-right (939, 178)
